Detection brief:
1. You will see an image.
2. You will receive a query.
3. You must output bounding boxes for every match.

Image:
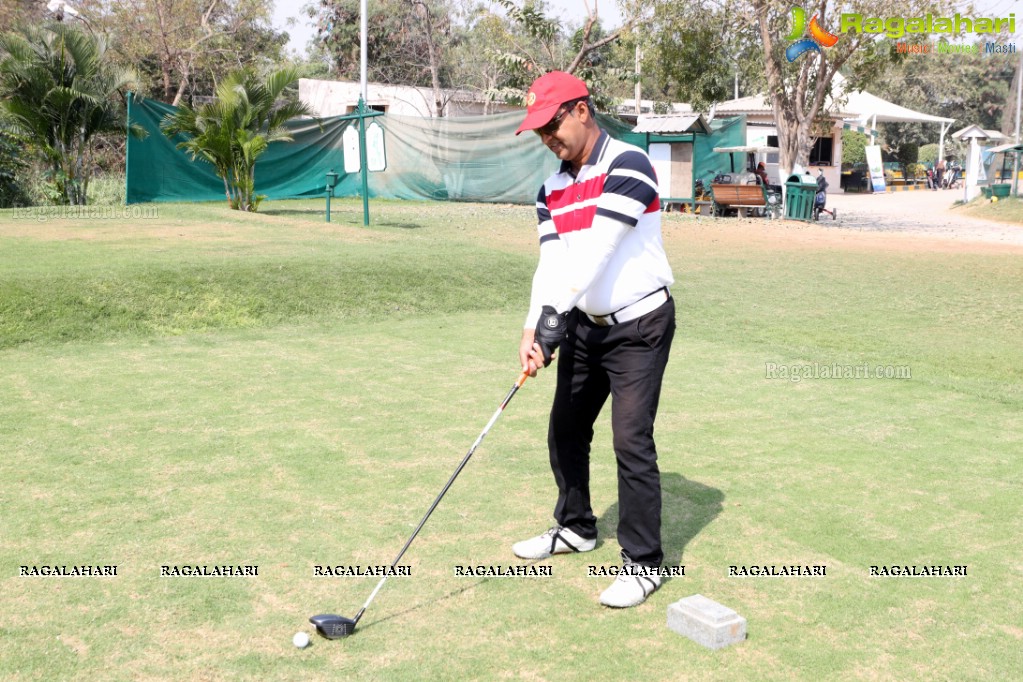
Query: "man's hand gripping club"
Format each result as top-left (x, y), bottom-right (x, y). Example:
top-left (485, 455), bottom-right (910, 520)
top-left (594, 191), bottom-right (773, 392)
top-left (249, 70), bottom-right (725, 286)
top-left (521, 305), bottom-right (569, 376)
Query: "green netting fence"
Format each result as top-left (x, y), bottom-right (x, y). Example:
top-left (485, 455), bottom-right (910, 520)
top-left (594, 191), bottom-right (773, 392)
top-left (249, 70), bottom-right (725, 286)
top-left (126, 95), bottom-right (745, 206)
top-left (694, 115), bottom-right (748, 179)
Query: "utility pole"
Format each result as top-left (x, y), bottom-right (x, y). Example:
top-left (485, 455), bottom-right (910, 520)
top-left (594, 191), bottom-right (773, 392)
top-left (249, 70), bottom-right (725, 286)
top-left (634, 45), bottom-right (641, 116)
top-left (1013, 49), bottom-right (1022, 198)
top-left (358, 0), bottom-right (370, 225)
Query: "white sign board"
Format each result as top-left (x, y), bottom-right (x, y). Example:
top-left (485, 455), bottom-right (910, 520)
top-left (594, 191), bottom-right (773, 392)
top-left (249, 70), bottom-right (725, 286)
top-left (366, 120), bottom-right (386, 172)
top-left (342, 120), bottom-right (387, 173)
top-left (747, 130), bottom-right (769, 147)
top-left (865, 144), bottom-right (886, 193)
top-left (342, 124), bottom-right (360, 173)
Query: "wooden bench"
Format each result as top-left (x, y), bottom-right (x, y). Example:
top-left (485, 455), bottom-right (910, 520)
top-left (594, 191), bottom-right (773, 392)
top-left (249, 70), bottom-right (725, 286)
top-left (709, 182), bottom-right (776, 218)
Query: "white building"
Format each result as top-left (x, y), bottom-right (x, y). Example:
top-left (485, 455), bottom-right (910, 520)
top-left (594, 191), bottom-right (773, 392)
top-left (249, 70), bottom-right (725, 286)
top-left (623, 73), bottom-right (956, 193)
top-left (299, 79), bottom-right (519, 118)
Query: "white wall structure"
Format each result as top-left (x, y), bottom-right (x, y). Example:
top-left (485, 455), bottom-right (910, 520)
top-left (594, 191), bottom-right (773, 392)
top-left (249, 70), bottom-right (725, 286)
top-left (709, 94), bottom-right (850, 192)
top-left (299, 79), bottom-right (519, 119)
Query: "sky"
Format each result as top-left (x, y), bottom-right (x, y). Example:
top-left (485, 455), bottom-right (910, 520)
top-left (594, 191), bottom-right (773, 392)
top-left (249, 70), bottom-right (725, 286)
top-left (271, 0), bottom-right (624, 57)
top-left (273, 1), bottom-right (1020, 57)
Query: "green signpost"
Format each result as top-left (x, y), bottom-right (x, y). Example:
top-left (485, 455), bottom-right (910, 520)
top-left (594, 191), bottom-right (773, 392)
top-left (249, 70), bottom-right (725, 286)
top-left (329, 100), bottom-right (384, 225)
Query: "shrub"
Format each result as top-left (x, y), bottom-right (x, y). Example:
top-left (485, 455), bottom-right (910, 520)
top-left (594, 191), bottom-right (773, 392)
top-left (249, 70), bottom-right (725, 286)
top-left (842, 129), bottom-right (869, 165)
top-left (89, 172), bottom-right (126, 206)
top-left (0, 125), bottom-right (31, 207)
top-left (919, 144), bottom-right (939, 165)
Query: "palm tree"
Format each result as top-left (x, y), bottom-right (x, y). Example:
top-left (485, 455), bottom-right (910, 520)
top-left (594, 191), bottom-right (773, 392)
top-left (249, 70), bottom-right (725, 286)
top-left (0, 22), bottom-right (140, 205)
top-left (160, 67), bottom-right (313, 212)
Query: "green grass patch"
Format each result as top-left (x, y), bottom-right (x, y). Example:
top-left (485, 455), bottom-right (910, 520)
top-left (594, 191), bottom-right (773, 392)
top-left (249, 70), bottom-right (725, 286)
top-left (0, 200), bottom-right (533, 348)
top-left (1, 199), bottom-right (1021, 680)
top-left (961, 193), bottom-right (1023, 224)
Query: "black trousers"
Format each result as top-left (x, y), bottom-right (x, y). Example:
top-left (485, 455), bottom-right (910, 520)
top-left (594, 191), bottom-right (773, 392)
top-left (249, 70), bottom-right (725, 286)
top-left (548, 297), bottom-right (675, 567)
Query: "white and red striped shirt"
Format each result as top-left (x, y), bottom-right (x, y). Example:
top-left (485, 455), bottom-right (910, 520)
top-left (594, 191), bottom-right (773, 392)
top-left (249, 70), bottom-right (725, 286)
top-left (525, 131), bottom-right (674, 326)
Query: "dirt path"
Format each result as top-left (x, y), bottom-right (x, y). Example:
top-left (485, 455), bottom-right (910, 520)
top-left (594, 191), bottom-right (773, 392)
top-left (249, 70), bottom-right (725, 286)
top-left (822, 190), bottom-right (1023, 247)
top-left (670, 189), bottom-right (1023, 256)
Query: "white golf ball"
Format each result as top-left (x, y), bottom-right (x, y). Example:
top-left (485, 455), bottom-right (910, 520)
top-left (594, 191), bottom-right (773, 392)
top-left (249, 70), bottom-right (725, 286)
top-left (293, 631), bottom-right (310, 649)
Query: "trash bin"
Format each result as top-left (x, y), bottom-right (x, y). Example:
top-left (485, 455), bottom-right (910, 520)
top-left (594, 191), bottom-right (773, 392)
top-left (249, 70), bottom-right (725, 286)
top-left (991, 183), bottom-right (1011, 199)
top-left (785, 174), bottom-right (816, 222)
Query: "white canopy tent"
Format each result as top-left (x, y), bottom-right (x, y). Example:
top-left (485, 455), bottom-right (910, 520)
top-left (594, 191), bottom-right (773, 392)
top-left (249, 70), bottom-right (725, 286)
top-left (833, 73), bottom-right (956, 160)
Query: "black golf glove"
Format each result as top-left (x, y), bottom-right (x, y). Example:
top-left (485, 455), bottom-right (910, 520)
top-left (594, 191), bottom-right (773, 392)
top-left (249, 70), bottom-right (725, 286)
top-left (534, 305), bottom-right (569, 367)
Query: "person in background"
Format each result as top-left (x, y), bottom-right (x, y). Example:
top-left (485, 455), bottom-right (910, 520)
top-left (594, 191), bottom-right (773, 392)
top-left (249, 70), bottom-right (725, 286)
top-left (753, 161), bottom-right (769, 186)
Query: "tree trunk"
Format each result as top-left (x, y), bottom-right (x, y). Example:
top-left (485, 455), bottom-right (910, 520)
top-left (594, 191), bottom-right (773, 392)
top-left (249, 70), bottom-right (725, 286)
top-left (1003, 55), bottom-right (1022, 139)
top-left (428, 41), bottom-right (443, 117)
top-left (752, 1), bottom-right (843, 182)
top-left (154, 0), bottom-right (176, 103)
top-left (412, 1), bottom-right (444, 117)
top-left (755, 7), bottom-right (795, 181)
top-left (72, 138), bottom-right (88, 206)
top-left (162, 64), bottom-right (175, 103)
top-left (171, 62), bottom-right (191, 107)
top-left (222, 175), bottom-right (232, 208)
top-left (247, 165), bottom-right (257, 212)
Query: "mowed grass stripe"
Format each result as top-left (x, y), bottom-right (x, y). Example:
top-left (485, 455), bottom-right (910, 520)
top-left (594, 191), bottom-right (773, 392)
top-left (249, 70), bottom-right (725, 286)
top-left (0, 244), bottom-right (533, 348)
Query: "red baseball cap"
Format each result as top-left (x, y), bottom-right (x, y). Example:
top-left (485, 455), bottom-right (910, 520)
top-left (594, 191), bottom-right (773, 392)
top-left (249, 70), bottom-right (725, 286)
top-left (515, 71), bottom-right (590, 135)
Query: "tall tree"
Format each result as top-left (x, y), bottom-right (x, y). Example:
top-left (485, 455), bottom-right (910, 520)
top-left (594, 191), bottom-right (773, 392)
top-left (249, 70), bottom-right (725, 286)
top-left (90, 0), bottom-right (286, 105)
top-left (0, 0), bottom-right (47, 32)
top-left (1005, 56), bottom-right (1022, 140)
top-left (645, 0), bottom-right (763, 111)
top-left (0, 21), bottom-right (141, 205)
top-left (742, 0), bottom-right (943, 179)
top-left (410, 0), bottom-right (455, 115)
top-left (487, 0), bottom-right (632, 108)
top-left (870, 39), bottom-right (1016, 161)
top-left (160, 66), bottom-right (313, 211)
top-left (316, 0), bottom-right (458, 114)
top-left (448, 3), bottom-right (514, 112)
top-left (314, 1), bottom-right (634, 113)
top-left (645, 1), bottom-right (949, 178)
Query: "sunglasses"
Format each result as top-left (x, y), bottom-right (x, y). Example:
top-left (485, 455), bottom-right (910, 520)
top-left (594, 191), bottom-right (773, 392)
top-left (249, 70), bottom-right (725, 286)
top-left (535, 101), bottom-right (579, 137)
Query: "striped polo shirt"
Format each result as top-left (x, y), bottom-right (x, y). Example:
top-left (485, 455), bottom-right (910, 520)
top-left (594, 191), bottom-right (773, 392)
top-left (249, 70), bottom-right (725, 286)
top-left (534, 131), bottom-right (674, 317)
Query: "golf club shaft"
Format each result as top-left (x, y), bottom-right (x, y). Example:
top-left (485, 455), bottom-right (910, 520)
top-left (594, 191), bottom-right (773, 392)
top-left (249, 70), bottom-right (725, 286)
top-left (352, 371), bottom-right (529, 625)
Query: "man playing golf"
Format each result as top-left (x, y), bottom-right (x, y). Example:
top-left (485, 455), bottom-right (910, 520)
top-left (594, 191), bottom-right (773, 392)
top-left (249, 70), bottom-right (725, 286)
top-left (513, 71), bottom-right (676, 608)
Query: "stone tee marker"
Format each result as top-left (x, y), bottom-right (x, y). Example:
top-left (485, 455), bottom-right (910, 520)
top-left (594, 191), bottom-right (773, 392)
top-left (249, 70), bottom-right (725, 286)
top-left (667, 594), bottom-right (747, 649)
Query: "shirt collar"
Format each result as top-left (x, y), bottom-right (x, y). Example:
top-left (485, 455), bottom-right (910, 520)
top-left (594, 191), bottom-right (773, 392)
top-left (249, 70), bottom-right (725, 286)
top-left (559, 129), bottom-right (610, 178)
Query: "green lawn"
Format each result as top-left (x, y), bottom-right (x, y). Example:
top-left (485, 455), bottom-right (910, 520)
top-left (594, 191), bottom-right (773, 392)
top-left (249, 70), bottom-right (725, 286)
top-left (1, 199), bottom-right (1021, 680)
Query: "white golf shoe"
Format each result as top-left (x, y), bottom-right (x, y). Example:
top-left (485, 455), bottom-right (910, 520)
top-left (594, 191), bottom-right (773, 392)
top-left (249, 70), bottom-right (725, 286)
top-left (512, 525), bottom-right (596, 560)
top-left (599, 553), bottom-right (663, 608)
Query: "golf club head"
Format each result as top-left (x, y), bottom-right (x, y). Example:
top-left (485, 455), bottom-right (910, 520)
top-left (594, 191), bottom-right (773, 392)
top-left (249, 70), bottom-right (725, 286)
top-left (309, 614), bottom-right (357, 639)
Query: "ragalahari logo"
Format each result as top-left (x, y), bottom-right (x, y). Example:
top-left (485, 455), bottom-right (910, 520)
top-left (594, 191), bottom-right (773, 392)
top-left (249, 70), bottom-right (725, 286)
top-left (786, 6), bottom-right (840, 61)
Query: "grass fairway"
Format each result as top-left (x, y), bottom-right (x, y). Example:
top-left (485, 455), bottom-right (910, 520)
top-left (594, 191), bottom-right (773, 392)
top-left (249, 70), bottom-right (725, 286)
top-left (1, 199), bottom-right (1021, 680)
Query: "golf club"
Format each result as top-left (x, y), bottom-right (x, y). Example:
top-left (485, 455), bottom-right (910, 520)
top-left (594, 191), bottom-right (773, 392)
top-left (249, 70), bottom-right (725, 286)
top-left (310, 371), bottom-right (529, 640)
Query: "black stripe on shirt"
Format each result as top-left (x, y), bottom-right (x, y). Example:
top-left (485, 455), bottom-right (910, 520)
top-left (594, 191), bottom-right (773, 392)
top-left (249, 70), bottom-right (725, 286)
top-left (536, 184), bottom-right (552, 224)
top-left (595, 206), bottom-right (639, 227)
top-left (603, 150), bottom-right (658, 208)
